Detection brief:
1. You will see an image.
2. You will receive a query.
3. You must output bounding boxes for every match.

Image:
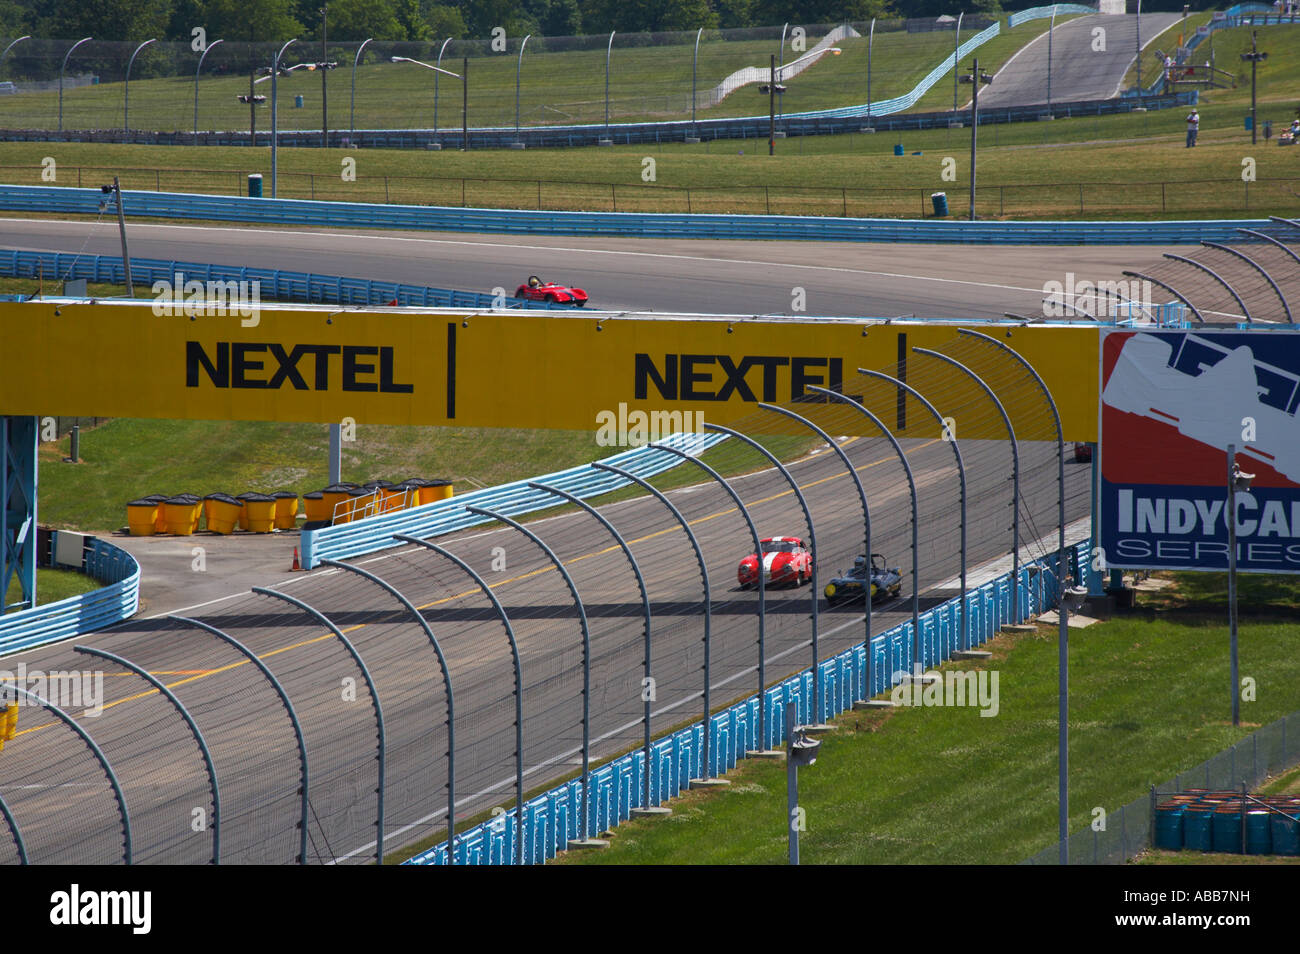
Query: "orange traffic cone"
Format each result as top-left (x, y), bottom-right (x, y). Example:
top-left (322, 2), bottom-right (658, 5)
top-left (291, 547), bottom-right (303, 571)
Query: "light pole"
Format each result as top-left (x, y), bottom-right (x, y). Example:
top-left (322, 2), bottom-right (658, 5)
top-left (866, 18), bottom-right (875, 126)
top-left (514, 34), bottom-right (531, 146)
top-left (435, 37), bottom-right (452, 136)
top-left (271, 38), bottom-right (298, 198)
top-left (962, 59), bottom-right (992, 220)
top-left (195, 37), bottom-right (224, 139)
top-left (124, 38), bottom-right (156, 132)
top-left (605, 30), bottom-right (614, 138)
top-left (0, 35), bottom-right (30, 77)
top-left (786, 701), bottom-right (820, 865)
top-left (320, 5), bottom-right (329, 147)
top-left (1241, 32), bottom-right (1267, 146)
top-left (391, 54), bottom-right (463, 148)
top-left (1226, 446), bottom-right (1253, 727)
top-left (952, 11), bottom-right (963, 115)
top-left (778, 22), bottom-right (788, 121)
top-left (760, 54), bottom-right (782, 155)
top-left (58, 36), bottom-right (93, 133)
top-left (692, 27), bottom-right (702, 132)
top-left (1136, 0), bottom-right (1142, 92)
top-left (350, 37), bottom-right (372, 137)
top-left (1047, 5), bottom-right (1057, 110)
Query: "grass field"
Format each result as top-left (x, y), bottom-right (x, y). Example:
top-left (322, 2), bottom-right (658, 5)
top-left (547, 572), bottom-right (1300, 865)
top-left (0, 24), bottom-right (1022, 134)
top-left (4, 566), bottom-right (102, 611)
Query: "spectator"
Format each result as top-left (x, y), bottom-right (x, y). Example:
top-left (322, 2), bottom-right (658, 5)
top-left (1186, 110), bottom-right (1200, 147)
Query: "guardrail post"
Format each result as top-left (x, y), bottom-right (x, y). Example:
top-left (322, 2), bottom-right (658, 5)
top-left (394, 534), bottom-right (527, 863)
top-left (3, 684), bottom-right (131, 864)
top-left (170, 615), bottom-right (309, 864)
top-left (317, 561), bottom-right (456, 863)
top-left (249, 588), bottom-right (386, 865)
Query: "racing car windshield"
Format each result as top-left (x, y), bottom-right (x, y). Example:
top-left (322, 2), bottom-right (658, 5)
top-left (762, 541), bottom-right (798, 553)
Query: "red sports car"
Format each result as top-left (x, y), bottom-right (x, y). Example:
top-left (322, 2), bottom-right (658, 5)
top-left (737, 536), bottom-right (813, 588)
top-left (515, 276), bottom-right (588, 307)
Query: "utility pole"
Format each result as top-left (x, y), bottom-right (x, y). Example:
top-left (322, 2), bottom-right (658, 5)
top-left (111, 177), bottom-right (133, 296)
top-left (248, 46), bottom-right (256, 145)
top-left (462, 56), bottom-right (468, 151)
top-left (759, 55), bottom-right (785, 156)
top-left (320, 5), bottom-right (329, 147)
top-left (963, 59), bottom-right (991, 221)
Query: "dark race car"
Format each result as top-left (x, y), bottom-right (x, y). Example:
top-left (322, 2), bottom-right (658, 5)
top-left (737, 536), bottom-right (813, 588)
top-left (823, 553), bottom-right (903, 605)
top-left (515, 275), bottom-right (588, 307)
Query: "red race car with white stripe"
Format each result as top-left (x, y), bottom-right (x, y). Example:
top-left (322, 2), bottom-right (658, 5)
top-left (737, 536), bottom-right (812, 588)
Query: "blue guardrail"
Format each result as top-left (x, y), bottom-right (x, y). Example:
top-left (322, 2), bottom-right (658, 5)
top-left (404, 536), bottom-right (1093, 864)
top-left (0, 184), bottom-right (1267, 246)
top-left (0, 248), bottom-right (559, 310)
top-left (0, 536), bottom-right (140, 655)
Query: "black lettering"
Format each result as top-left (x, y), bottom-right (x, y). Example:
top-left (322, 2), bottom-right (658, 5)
top-left (266, 344), bottom-right (311, 390)
top-left (791, 357), bottom-right (827, 401)
top-left (747, 356), bottom-right (789, 402)
top-left (680, 354), bottom-right (717, 401)
top-left (715, 355), bottom-right (757, 402)
top-left (635, 353), bottom-right (677, 400)
top-left (232, 343), bottom-right (269, 389)
top-left (343, 345), bottom-right (379, 392)
top-left (186, 341), bottom-right (228, 388)
top-left (305, 345), bottom-right (341, 390)
top-left (380, 346), bottom-right (414, 394)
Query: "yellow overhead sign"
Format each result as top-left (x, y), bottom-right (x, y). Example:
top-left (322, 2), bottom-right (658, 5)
top-left (0, 301), bottom-right (1100, 441)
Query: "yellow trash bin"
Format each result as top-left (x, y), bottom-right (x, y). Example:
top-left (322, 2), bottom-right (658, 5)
top-left (238, 492), bottom-right (277, 533)
top-left (416, 479), bottom-right (454, 506)
top-left (204, 493), bottom-right (242, 534)
top-left (272, 491), bottom-right (300, 530)
top-left (163, 494), bottom-right (202, 536)
top-left (303, 491), bottom-right (328, 523)
top-left (127, 498), bottom-right (159, 536)
top-left (321, 483), bottom-right (355, 525)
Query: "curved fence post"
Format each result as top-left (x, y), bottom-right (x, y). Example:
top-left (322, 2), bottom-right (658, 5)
top-left (1122, 270), bottom-right (1206, 323)
top-left (250, 587), bottom-right (386, 866)
top-left (957, 326), bottom-right (1070, 862)
top-left (528, 480), bottom-right (662, 814)
top-left (757, 401), bottom-right (872, 706)
top-left (317, 560), bottom-right (456, 864)
top-left (647, 442), bottom-right (778, 753)
top-left (393, 533), bottom-right (526, 865)
top-left (860, 367), bottom-right (968, 658)
top-left (75, 645), bottom-right (222, 865)
top-left (170, 615), bottom-right (309, 865)
top-left (1200, 241), bottom-right (1292, 324)
top-left (704, 422), bottom-right (827, 727)
top-left (913, 347), bottom-right (1022, 625)
top-left (0, 789), bottom-right (26, 863)
top-left (1163, 252), bottom-right (1252, 322)
top-left (463, 505), bottom-right (601, 844)
top-left (3, 683), bottom-right (131, 864)
top-left (809, 386), bottom-right (919, 696)
top-left (590, 461), bottom-right (718, 782)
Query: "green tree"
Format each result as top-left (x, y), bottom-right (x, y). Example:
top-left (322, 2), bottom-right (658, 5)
top-left (198, 0), bottom-right (303, 42)
top-left (324, 0), bottom-right (404, 40)
top-left (45, 0), bottom-right (175, 41)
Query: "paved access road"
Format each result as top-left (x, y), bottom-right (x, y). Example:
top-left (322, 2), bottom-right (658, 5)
top-left (979, 13), bottom-right (1183, 108)
top-left (0, 218), bottom-right (1173, 320)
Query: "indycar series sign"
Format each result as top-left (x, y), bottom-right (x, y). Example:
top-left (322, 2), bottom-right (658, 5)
top-left (1100, 330), bottom-right (1300, 573)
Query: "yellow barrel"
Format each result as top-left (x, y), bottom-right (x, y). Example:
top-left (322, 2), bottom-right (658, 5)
top-left (416, 479), bottom-right (455, 506)
top-left (204, 493), bottom-right (242, 535)
top-left (142, 493), bottom-right (169, 532)
top-left (238, 493), bottom-right (277, 533)
top-left (321, 483), bottom-right (354, 524)
top-left (303, 491), bottom-right (328, 522)
top-left (127, 499), bottom-right (158, 536)
top-left (272, 492), bottom-right (300, 529)
top-left (163, 494), bottom-right (202, 536)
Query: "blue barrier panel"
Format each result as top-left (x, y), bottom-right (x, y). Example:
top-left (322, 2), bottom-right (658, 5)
top-left (1007, 4), bottom-right (1094, 28)
top-left (0, 184), bottom-right (1259, 247)
top-left (404, 543), bottom-right (1089, 864)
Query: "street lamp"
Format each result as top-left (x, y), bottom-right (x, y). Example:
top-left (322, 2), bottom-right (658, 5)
top-left (1226, 445), bottom-right (1253, 727)
top-left (194, 38), bottom-right (224, 139)
top-left (58, 36), bottom-right (93, 133)
top-left (350, 37), bottom-right (372, 138)
top-left (759, 47), bottom-right (839, 154)
top-left (271, 38), bottom-right (298, 198)
top-left (125, 38), bottom-right (156, 132)
top-left (514, 34), bottom-right (531, 147)
top-left (391, 54), bottom-right (464, 150)
top-left (0, 35), bottom-right (30, 77)
top-left (435, 37), bottom-right (452, 137)
top-left (785, 701), bottom-right (821, 865)
top-left (1241, 31), bottom-right (1267, 145)
top-left (960, 58), bottom-right (993, 220)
